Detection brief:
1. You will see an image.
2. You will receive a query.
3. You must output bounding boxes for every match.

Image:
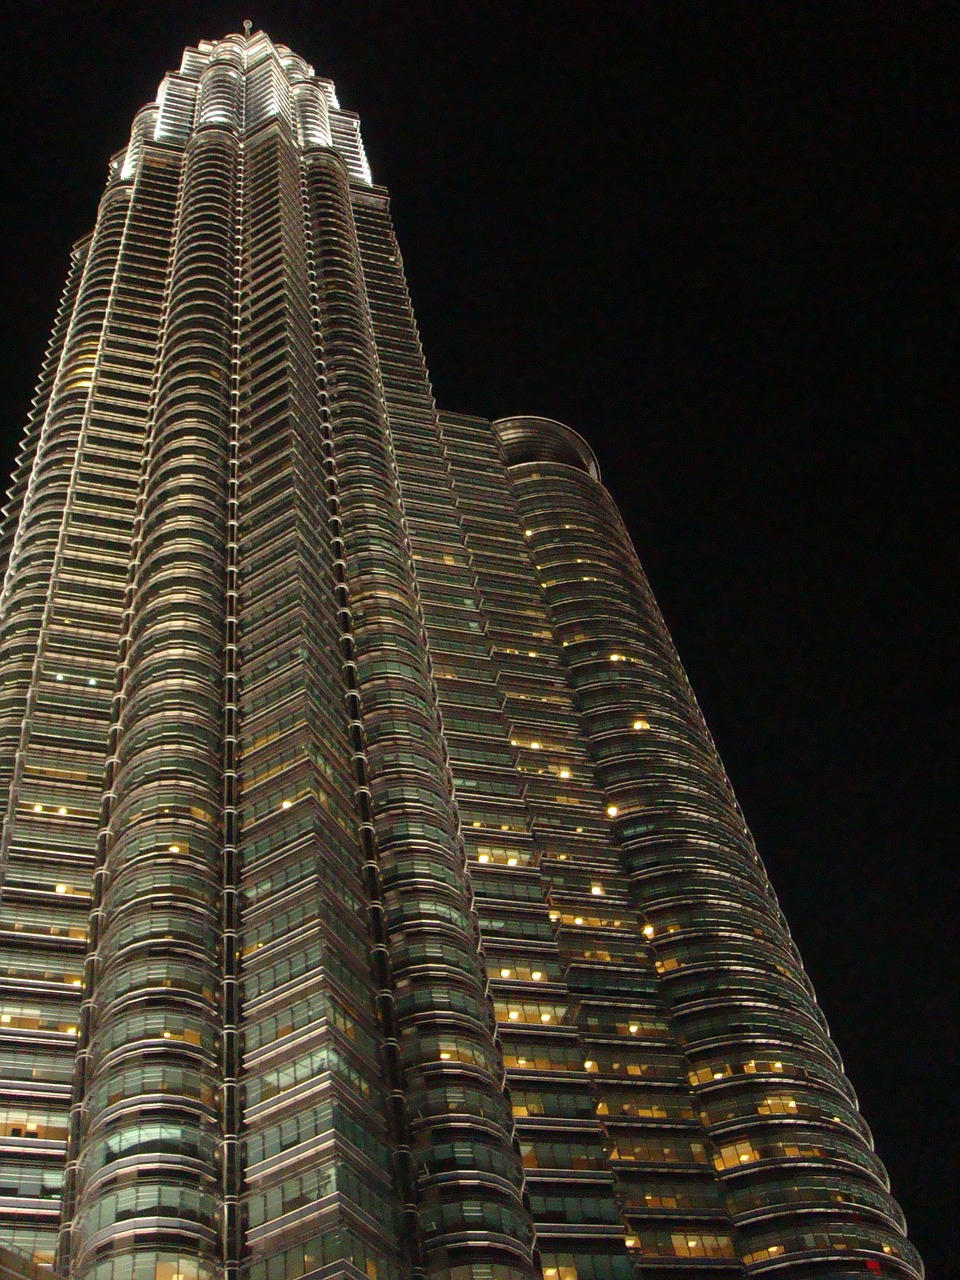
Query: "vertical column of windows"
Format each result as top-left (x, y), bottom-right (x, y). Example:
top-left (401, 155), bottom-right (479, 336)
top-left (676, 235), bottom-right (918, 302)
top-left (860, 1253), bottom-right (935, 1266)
top-left (0, 147), bottom-right (184, 1267)
top-left (0, 244), bottom-right (91, 1266)
top-left (67, 127), bottom-right (239, 1280)
top-left (505, 452), bottom-right (921, 1279)
top-left (0, 238), bottom-right (87, 589)
top-left (235, 125), bottom-right (401, 1280)
top-left (219, 61), bottom-right (245, 1280)
top-left (305, 154), bottom-right (536, 1280)
top-left (0, 184), bottom-right (128, 832)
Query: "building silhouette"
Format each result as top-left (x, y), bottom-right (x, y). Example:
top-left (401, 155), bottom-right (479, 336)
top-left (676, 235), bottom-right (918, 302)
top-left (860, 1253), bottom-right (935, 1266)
top-left (0, 28), bottom-right (921, 1280)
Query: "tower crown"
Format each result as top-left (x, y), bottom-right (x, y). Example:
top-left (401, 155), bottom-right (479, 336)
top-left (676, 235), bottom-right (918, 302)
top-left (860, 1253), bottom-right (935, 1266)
top-left (114, 30), bottom-right (372, 183)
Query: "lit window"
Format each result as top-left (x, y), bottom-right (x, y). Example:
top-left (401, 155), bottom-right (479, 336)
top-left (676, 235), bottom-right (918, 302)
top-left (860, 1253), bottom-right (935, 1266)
top-left (507, 857), bottom-right (517, 867)
top-left (33, 804), bottom-right (42, 813)
top-left (88, 678), bottom-right (97, 687)
top-left (478, 853), bottom-right (490, 863)
top-left (531, 971), bottom-right (543, 981)
top-left (281, 799), bottom-right (292, 809)
top-left (55, 884), bottom-right (68, 895)
top-left (169, 845), bottom-right (180, 854)
top-left (610, 653), bottom-right (623, 662)
top-left (559, 769), bottom-right (571, 779)
top-left (642, 924), bottom-right (655, 938)
top-left (500, 968), bottom-right (512, 978)
top-left (591, 885), bottom-right (603, 896)
top-left (574, 917), bottom-right (584, 925)
top-left (530, 741), bottom-right (541, 750)
top-left (508, 1011), bottom-right (519, 1020)
top-left (55, 674), bottom-right (64, 682)
top-left (439, 1052), bottom-right (451, 1060)
top-left (606, 804), bottom-right (618, 817)
top-left (540, 1012), bottom-right (552, 1022)
top-left (58, 807), bottom-right (67, 816)
top-left (633, 718), bottom-right (650, 730)
top-left (524, 530), bottom-right (533, 538)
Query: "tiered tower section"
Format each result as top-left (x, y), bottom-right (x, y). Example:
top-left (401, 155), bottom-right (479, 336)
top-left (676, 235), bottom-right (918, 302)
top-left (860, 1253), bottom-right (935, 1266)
top-left (0, 28), bottom-right (921, 1280)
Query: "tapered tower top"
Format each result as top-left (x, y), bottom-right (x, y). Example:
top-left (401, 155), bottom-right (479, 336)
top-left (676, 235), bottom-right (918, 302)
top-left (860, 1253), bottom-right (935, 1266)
top-left (112, 28), bottom-right (373, 184)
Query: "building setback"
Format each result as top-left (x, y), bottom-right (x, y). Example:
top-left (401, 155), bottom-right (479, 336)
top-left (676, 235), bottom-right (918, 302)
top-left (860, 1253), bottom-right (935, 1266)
top-left (0, 28), bottom-right (922, 1280)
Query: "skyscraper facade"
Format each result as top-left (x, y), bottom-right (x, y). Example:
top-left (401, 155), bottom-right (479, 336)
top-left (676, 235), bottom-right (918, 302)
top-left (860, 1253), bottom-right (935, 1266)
top-left (0, 28), bottom-right (921, 1280)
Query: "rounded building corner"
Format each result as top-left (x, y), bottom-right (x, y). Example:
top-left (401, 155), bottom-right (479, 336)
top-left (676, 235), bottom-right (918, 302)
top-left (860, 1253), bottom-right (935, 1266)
top-left (493, 415), bottom-right (601, 482)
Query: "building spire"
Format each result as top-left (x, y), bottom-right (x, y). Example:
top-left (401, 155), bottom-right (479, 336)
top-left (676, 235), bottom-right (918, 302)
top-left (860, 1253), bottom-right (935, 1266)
top-left (242, 18), bottom-right (253, 36)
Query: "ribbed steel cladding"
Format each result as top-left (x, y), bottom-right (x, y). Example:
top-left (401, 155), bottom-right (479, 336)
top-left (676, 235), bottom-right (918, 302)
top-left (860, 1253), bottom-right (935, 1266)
top-left (305, 151), bottom-right (537, 1278)
top-left (507, 453), bottom-right (921, 1277)
top-left (56, 148), bottom-right (185, 1264)
top-left (0, 142), bottom-right (181, 1268)
top-left (0, 187), bottom-right (127, 815)
top-left (0, 239), bottom-right (86, 590)
top-left (236, 126), bottom-right (403, 1280)
top-left (68, 129), bottom-right (239, 1280)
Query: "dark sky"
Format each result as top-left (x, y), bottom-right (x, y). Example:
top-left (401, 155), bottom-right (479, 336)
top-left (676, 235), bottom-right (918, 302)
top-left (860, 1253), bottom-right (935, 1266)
top-left (0, 1), bottom-right (954, 1269)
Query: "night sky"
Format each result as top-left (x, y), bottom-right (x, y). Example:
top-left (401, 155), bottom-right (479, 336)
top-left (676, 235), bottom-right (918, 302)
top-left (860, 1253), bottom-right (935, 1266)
top-left (0, 2), bottom-right (954, 1269)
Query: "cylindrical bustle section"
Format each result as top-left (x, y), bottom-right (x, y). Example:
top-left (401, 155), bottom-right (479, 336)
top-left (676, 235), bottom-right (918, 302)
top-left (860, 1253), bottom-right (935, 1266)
top-left (500, 416), bottom-right (922, 1279)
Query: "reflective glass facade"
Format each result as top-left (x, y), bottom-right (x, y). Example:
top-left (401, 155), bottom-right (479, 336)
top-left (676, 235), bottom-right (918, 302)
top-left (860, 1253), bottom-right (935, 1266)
top-left (0, 28), bottom-right (922, 1280)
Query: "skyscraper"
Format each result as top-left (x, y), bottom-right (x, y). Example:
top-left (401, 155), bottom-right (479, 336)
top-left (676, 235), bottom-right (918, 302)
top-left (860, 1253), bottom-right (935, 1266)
top-left (0, 24), bottom-right (922, 1280)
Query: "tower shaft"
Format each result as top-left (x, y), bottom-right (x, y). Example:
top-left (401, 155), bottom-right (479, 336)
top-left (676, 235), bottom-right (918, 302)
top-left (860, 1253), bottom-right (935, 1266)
top-left (0, 27), bottom-right (922, 1280)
